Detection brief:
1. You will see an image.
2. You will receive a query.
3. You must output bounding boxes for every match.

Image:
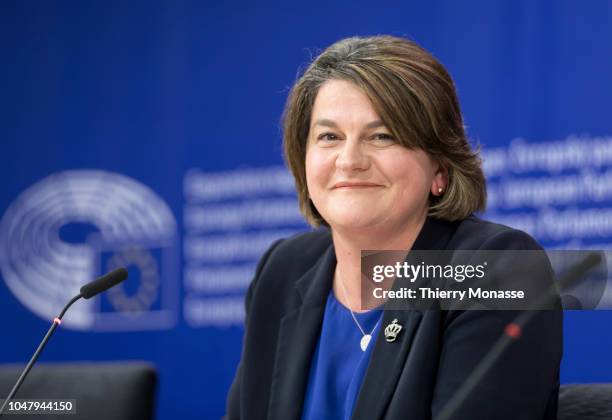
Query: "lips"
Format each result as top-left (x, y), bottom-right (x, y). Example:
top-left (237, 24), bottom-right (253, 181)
top-left (333, 181), bottom-right (383, 189)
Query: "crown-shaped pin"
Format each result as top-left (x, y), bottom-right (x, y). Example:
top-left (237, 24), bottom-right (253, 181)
top-left (384, 318), bottom-right (402, 342)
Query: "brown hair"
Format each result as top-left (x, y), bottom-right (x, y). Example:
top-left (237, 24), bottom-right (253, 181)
top-left (282, 35), bottom-right (486, 227)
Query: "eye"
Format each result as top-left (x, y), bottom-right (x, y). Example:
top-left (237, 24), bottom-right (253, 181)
top-left (370, 133), bottom-right (397, 144)
top-left (317, 132), bottom-right (340, 141)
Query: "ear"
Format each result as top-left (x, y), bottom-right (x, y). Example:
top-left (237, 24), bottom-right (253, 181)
top-left (430, 163), bottom-right (449, 196)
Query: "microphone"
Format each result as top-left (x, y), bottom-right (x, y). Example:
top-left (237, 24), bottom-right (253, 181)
top-left (0, 268), bottom-right (129, 417)
top-left (80, 267), bottom-right (129, 299)
top-left (435, 252), bottom-right (603, 420)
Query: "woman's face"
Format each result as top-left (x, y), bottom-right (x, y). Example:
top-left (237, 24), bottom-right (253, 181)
top-left (305, 79), bottom-right (444, 233)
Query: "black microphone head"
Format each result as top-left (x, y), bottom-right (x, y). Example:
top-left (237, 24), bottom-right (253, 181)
top-left (558, 252), bottom-right (604, 290)
top-left (80, 267), bottom-right (129, 299)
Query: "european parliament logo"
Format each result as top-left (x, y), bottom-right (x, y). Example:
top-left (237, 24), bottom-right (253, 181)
top-left (0, 170), bottom-right (179, 331)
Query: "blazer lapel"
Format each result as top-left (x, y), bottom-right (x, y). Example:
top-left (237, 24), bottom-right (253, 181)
top-left (267, 244), bottom-right (336, 420)
top-left (352, 217), bottom-right (457, 420)
top-left (351, 309), bottom-right (423, 420)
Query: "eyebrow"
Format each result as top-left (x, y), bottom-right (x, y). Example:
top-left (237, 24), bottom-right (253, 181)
top-left (311, 119), bottom-right (387, 130)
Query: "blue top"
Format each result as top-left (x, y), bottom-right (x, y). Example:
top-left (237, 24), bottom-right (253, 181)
top-left (301, 290), bottom-right (383, 420)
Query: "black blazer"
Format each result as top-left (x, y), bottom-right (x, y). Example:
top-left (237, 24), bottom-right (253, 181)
top-left (225, 216), bottom-right (562, 420)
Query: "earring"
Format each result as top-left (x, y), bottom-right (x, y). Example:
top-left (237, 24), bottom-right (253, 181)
top-left (437, 186), bottom-right (443, 194)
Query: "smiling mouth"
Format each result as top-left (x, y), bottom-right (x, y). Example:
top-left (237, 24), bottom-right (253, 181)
top-left (333, 183), bottom-right (383, 189)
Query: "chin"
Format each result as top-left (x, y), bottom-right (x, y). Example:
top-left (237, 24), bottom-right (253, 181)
top-left (326, 212), bottom-right (382, 231)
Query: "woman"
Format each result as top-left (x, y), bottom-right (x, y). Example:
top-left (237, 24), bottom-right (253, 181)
top-left (225, 35), bottom-right (562, 420)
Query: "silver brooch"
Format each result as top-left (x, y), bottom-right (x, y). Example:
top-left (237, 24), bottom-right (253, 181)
top-left (384, 318), bottom-right (402, 342)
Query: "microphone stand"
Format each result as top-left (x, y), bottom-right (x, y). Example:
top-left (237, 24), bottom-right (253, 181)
top-left (0, 294), bottom-right (82, 417)
top-left (0, 267), bottom-right (127, 418)
top-left (435, 252), bottom-right (603, 420)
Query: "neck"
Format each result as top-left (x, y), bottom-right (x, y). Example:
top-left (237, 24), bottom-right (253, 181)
top-left (331, 214), bottom-right (428, 312)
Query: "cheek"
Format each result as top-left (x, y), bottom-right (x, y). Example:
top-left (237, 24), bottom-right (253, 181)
top-left (381, 155), bottom-right (433, 196)
top-left (305, 149), bottom-right (330, 190)
top-left (304, 151), bottom-right (316, 192)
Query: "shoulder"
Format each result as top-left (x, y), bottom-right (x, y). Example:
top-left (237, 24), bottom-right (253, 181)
top-left (246, 228), bottom-right (332, 305)
top-left (449, 215), bottom-right (544, 251)
top-left (266, 228), bottom-right (332, 265)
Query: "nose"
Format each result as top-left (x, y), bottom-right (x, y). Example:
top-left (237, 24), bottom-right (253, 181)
top-left (335, 138), bottom-right (370, 172)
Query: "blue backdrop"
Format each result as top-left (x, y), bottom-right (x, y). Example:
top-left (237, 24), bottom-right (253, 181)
top-left (1, 1), bottom-right (611, 419)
